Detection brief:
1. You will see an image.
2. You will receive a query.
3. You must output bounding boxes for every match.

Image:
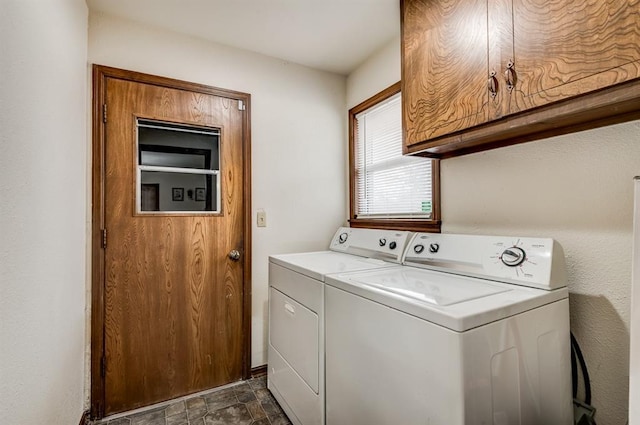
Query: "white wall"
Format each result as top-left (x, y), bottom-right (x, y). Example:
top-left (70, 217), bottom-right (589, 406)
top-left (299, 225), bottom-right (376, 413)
top-left (348, 39), bottom-right (640, 425)
top-left (346, 36), bottom-right (400, 109)
top-left (0, 1), bottom-right (88, 424)
top-left (88, 13), bottom-right (347, 367)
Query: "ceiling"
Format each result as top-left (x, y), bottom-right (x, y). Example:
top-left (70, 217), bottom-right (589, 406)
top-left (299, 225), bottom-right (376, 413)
top-left (86, 0), bottom-right (400, 75)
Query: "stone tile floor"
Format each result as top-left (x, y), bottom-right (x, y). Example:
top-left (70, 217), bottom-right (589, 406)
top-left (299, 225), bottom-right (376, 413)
top-left (97, 376), bottom-right (292, 425)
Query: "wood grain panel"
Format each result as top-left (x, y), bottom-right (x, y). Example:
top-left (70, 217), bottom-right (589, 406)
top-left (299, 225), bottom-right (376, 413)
top-left (404, 77), bottom-right (640, 158)
top-left (402, 0), bottom-right (490, 146)
top-left (103, 78), bottom-right (245, 415)
top-left (487, 0), bottom-right (515, 120)
top-left (510, 0), bottom-right (640, 112)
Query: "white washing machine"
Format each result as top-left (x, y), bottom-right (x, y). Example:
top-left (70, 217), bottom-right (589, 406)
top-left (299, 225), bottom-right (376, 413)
top-left (268, 227), bottom-right (414, 425)
top-left (325, 233), bottom-right (573, 425)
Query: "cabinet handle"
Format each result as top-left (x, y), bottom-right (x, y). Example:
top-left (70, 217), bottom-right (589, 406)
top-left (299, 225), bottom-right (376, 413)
top-left (487, 70), bottom-right (498, 98)
top-left (504, 60), bottom-right (516, 92)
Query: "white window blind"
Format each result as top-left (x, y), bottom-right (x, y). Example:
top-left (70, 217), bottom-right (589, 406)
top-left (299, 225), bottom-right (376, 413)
top-left (355, 92), bottom-right (433, 218)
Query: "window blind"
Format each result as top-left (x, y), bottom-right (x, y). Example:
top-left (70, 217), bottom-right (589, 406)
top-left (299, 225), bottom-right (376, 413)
top-left (355, 93), bottom-right (433, 218)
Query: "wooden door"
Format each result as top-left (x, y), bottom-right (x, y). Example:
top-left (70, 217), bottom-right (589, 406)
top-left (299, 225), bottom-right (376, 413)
top-left (508, 0), bottom-right (640, 113)
top-left (401, 0), bottom-right (490, 147)
top-left (91, 67), bottom-right (251, 417)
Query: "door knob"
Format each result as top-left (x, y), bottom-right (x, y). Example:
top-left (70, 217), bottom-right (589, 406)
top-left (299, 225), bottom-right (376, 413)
top-left (228, 249), bottom-right (241, 261)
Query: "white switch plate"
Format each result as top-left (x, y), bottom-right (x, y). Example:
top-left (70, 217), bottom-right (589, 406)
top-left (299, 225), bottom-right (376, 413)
top-left (257, 210), bottom-right (266, 227)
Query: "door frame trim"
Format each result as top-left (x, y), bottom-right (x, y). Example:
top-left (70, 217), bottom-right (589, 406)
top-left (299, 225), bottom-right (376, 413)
top-left (90, 65), bottom-right (252, 419)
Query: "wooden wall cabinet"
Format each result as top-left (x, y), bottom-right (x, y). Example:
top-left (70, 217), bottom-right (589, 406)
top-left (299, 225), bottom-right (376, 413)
top-left (402, 0), bottom-right (640, 158)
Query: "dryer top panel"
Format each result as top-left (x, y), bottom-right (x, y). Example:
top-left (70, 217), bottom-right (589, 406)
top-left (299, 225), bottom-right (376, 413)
top-left (268, 227), bottom-right (413, 281)
top-left (269, 251), bottom-right (394, 282)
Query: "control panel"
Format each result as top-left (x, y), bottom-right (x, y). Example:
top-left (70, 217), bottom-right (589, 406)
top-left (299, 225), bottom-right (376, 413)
top-left (329, 227), bottom-right (413, 263)
top-left (404, 233), bottom-right (567, 290)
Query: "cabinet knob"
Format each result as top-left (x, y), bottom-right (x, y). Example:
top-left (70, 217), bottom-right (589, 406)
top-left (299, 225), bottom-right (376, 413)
top-left (487, 70), bottom-right (498, 98)
top-left (504, 60), bottom-right (516, 92)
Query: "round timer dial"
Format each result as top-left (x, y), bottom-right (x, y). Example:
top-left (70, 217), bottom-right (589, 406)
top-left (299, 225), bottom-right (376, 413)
top-left (500, 247), bottom-right (526, 267)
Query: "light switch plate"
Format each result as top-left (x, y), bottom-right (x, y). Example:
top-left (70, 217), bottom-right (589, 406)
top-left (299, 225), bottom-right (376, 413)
top-left (257, 210), bottom-right (266, 227)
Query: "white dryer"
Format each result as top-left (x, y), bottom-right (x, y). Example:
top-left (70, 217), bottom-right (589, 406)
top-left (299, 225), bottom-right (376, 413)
top-left (325, 233), bottom-right (573, 425)
top-left (268, 227), bottom-right (414, 425)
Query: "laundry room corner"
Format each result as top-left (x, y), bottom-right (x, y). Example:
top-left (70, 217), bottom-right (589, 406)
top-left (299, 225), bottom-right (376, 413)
top-left (347, 32), bottom-right (640, 425)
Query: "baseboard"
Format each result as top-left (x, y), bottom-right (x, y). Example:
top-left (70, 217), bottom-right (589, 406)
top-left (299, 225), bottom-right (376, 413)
top-left (251, 364), bottom-right (267, 377)
top-left (79, 410), bottom-right (90, 425)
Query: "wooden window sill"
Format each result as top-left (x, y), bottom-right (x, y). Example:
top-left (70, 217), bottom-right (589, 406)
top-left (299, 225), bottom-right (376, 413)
top-left (349, 218), bottom-right (441, 233)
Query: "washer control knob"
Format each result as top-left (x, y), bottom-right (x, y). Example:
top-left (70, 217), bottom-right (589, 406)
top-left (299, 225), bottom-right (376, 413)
top-left (379, 238), bottom-right (387, 247)
top-left (501, 247), bottom-right (526, 267)
top-left (429, 243), bottom-right (440, 253)
top-left (414, 244), bottom-right (425, 254)
top-left (338, 232), bottom-right (348, 244)
top-left (389, 241), bottom-right (397, 250)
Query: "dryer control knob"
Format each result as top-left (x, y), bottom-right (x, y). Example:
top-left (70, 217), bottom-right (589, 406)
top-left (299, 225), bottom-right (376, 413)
top-left (429, 243), bottom-right (440, 253)
top-left (414, 244), bottom-right (425, 254)
top-left (338, 232), bottom-right (348, 244)
top-left (501, 247), bottom-right (526, 267)
top-left (389, 241), bottom-right (397, 250)
top-left (379, 238), bottom-right (387, 247)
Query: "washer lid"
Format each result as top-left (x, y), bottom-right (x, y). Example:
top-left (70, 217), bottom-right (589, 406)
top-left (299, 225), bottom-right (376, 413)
top-left (325, 266), bottom-right (568, 332)
top-left (353, 268), bottom-right (510, 306)
top-left (269, 251), bottom-right (394, 282)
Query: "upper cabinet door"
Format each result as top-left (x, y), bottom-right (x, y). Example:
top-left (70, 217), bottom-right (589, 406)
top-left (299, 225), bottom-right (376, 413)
top-left (402, 0), bottom-right (490, 147)
top-left (402, 0), bottom-right (640, 157)
top-left (508, 0), bottom-right (640, 113)
top-left (487, 0), bottom-right (516, 121)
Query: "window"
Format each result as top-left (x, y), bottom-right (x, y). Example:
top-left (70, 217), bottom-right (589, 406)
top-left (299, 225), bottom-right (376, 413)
top-left (136, 119), bottom-right (221, 214)
top-left (349, 82), bottom-right (440, 231)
